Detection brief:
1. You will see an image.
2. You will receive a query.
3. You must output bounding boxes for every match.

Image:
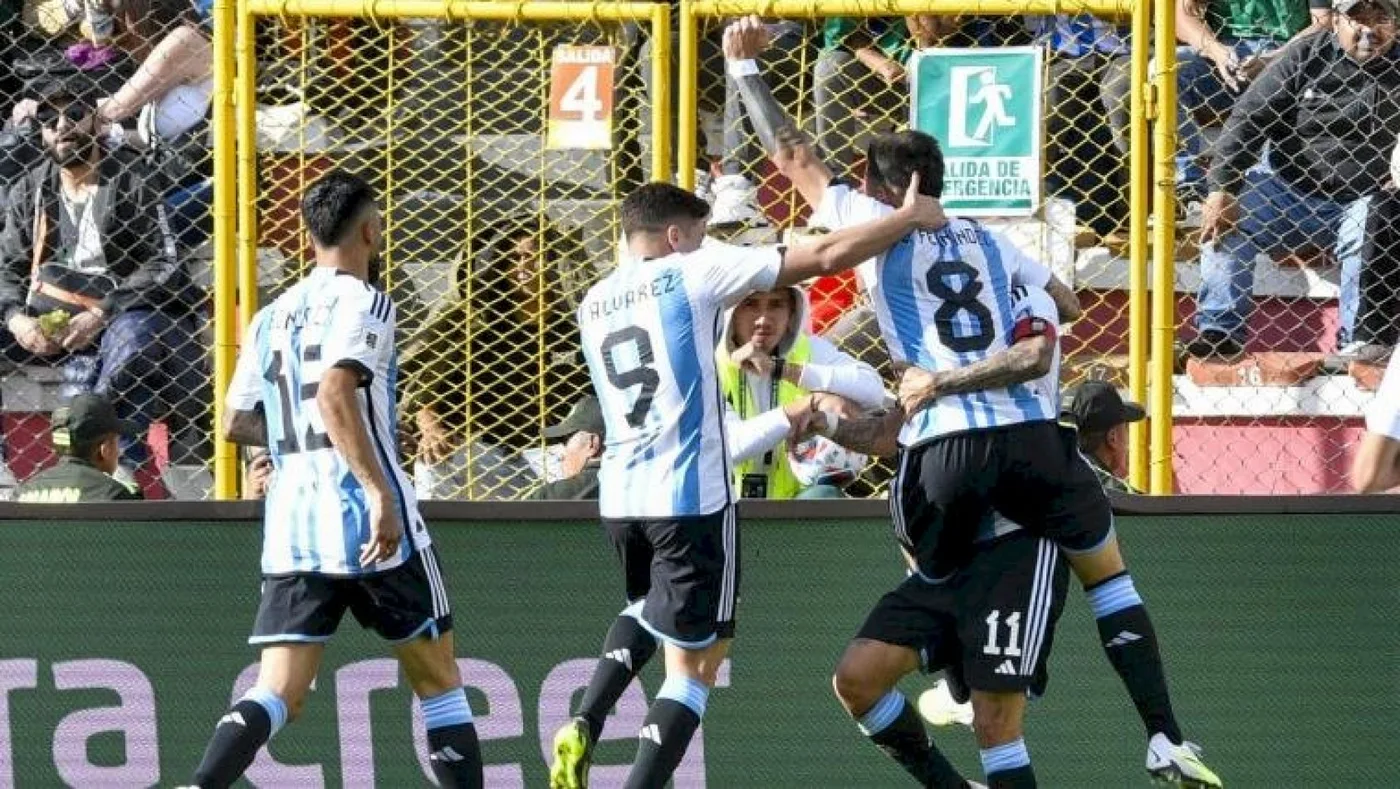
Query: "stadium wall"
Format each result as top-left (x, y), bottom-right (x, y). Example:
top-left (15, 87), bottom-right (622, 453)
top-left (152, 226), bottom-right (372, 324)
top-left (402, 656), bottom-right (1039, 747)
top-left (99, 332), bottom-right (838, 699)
top-left (1, 498), bottom-right (1395, 786)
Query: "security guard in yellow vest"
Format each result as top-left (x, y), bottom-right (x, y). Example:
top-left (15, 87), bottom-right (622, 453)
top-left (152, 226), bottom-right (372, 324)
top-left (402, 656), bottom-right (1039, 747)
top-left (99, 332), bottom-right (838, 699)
top-left (716, 285), bottom-right (886, 498)
top-left (14, 393), bottom-right (142, 502)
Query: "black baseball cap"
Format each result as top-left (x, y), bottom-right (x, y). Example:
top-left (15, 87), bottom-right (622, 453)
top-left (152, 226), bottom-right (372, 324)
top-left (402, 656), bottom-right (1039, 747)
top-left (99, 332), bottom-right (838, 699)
top-left (542, 395), bottom-right (606, 440)
top-left (1060, 381), bottom-right (1146, 433)
top-left (24, 71), bottom-right (101, 106)
top-left (51, 394), bottom-right (139, 453)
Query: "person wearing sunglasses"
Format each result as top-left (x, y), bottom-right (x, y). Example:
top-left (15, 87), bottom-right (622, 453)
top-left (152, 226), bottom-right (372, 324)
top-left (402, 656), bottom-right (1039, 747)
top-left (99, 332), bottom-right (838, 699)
top-left (0, 70), bottom-right (207, 499)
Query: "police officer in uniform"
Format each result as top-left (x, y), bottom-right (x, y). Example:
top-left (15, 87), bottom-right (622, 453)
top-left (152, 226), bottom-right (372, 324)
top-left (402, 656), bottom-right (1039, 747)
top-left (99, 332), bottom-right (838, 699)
top-left (15, 393), bottom-right (141, 501)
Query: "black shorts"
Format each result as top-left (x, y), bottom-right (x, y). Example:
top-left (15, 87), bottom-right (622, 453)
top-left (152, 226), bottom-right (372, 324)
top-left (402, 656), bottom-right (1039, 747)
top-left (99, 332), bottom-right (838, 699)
top-left (856, 533), bottom-right (1070, 697)
top-left (604, 506), bottom-right (738, 648)
top-left (892, 420), bottom-right (1113, 580)
top-left (249, 546), bottom-right (454, 646)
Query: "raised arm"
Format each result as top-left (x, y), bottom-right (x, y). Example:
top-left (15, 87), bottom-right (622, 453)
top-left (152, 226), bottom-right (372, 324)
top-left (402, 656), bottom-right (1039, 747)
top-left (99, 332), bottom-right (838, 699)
top-left (723, 16), bottom-right (833, 208)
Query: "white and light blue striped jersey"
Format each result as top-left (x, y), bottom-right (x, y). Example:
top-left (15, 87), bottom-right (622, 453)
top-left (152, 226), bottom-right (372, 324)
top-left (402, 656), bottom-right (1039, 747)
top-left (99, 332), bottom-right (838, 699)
top-left (981, 285), bottom-right (1063, 543)
top-left (579, 241), bottom-right (783, 518)
top-left (810, 183), bottom-right (1057, 447)
top-left (226, 267), bottom-right (428, 576)
top-left (1366, 350), bottom-right (1400, 440)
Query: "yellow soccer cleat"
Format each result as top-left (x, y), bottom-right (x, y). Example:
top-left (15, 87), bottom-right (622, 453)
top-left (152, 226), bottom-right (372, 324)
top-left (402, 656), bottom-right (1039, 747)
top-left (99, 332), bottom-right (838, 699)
top-left (549, 718), bottom-right (595, 789)
top-left (1146, 733), bottom-right (1223, 788)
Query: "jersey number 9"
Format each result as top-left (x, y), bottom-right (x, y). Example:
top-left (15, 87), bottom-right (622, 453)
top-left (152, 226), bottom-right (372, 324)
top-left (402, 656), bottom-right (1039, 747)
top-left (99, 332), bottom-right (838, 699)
top-left (601, 326), bottom-right (659, 429)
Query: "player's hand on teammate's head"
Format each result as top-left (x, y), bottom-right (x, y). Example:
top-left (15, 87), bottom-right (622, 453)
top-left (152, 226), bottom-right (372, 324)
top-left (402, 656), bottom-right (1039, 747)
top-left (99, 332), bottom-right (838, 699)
top-left (897, 172), bottom-right (949, 231)
top-left (722, 15), bottom-right (772, 61)
top-left (359, 490), bottom-right (404, 567)
top-left (897, 366), bottom-right (939, 416)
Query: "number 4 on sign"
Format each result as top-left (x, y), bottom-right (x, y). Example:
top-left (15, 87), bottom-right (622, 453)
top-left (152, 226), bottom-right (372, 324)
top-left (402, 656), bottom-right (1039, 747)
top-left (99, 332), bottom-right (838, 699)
top-left (547, 45), bottom-right (616, 151)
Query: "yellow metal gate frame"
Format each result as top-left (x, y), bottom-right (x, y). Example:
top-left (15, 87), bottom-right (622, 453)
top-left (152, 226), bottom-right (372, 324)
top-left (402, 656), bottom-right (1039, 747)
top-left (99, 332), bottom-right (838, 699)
top-left (209, 0), bottom-right (673, 498)
top-left (679, 0), bottom-right (1177, 493)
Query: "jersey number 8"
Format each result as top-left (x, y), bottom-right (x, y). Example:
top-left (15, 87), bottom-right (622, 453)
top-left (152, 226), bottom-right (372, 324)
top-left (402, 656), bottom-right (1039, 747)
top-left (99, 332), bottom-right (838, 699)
top-left (601, 326), bottom-right (659, 429)
top-left (927, 259), bottom-right (995, 353)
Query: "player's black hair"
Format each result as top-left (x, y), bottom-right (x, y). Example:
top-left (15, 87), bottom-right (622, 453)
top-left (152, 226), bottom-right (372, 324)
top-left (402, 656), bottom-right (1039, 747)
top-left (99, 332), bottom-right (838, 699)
top-left (619, 182), bottom-right (711, 236)
top-left (301, 170), bottom-right (377, 248)
top-left (865, 129), bottom-right (945, 200)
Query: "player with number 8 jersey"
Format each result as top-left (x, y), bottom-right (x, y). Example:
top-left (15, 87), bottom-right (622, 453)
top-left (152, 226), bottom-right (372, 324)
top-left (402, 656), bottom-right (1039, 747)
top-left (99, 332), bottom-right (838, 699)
top-left (550, 181), bottom-right (948, 789)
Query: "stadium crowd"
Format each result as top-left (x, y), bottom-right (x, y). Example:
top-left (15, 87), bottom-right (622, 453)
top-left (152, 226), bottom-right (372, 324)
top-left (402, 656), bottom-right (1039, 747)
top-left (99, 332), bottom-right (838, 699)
top-left (0, 0), bottom-right (1398, 501)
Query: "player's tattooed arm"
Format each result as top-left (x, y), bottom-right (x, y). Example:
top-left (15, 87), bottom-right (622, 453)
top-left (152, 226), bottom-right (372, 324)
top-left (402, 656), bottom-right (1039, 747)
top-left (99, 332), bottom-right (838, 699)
top-left (222, 406), bottom-right (268, 447)
top-left (828, 408), bottom-right (905, 458)
top-left (724, 16), bottom-right (833, 207)
top-left (898, 336), bottom-right (1056, 414)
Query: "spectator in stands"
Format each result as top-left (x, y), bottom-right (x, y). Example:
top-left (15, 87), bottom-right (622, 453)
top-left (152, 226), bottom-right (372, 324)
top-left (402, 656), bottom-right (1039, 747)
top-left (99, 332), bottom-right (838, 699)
top-left (526, 394), bottom-right (603, 501)
top-left (1190, 0), bottom-right (1400, 360)
top-left (95, 0), bottom-right (213, 249)
top-left (0, 70), bottom-right (206, 495)
top-left (402, 217), bottom-right (589, 500)
top-left (93, 0), bottom-right (211, 152)
top-left (718, 284), bottom-right (886, 499)
top-left (1174, 0), bottom-right (1333, 199)
top-left (14, 392), bottom-right (140, 501)
top-left (1059, 380), bottom-right (1145, 494)
top-left (813, 17), bottom-right (918, 180)
top-left (1026, 13), bottom-right (1132, 239)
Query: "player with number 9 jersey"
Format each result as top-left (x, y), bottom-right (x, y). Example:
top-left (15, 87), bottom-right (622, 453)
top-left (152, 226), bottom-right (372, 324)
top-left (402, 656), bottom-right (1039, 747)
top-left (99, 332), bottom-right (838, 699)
top-left (551, 181), bottom-right (947, 789)
top-left (227, 270), bottom-right (428, 576)
top-left (578, 238), bottom-right (783, 520)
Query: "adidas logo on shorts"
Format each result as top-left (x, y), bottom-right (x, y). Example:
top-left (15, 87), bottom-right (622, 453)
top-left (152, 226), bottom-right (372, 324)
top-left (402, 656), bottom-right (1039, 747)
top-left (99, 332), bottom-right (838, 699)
top-left (639, 724), bottom-right (662, 745)
top-left (605, 648), bottom-right (633, 671)
top-left (994, 659), bottom-right (1018, 676)
top-left (1105, 630), bottom-right (1142, 649)
top-left (430, 747), bottom-right (466, 763)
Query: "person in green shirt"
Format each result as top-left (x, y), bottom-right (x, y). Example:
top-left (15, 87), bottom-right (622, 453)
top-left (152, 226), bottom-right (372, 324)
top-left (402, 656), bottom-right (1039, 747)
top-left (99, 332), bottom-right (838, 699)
top-left (1174, 0), bottom-right (1335, 197)
top-left (15, 392), bottom-right (142, 502)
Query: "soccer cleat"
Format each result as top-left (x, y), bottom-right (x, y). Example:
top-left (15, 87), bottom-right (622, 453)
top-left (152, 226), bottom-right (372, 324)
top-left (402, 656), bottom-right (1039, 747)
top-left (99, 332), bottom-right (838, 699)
top-left (916, 679), bottom-right (973, 728)
top-left (1146, 733), bottom-right (1222, 788)
top-left (549, 718), bottom-right (595, 789)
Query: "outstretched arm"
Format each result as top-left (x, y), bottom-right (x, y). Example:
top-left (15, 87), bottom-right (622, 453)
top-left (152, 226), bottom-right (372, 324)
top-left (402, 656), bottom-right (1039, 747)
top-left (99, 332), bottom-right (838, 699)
top-left (724, 16), bottom-right (833, 208)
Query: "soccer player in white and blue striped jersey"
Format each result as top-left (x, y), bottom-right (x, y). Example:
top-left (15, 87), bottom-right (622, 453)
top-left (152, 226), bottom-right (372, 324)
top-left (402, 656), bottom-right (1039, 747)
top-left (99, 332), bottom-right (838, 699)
top-left (727, 16), bottom-right (1220, 788)
top-left (549, 180), bottom-right (948, 789)
top-left (186, 172), bottom-right (482, 789)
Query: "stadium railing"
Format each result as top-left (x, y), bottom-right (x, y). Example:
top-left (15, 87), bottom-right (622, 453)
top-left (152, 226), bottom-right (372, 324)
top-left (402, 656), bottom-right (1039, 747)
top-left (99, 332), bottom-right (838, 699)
top-left (213, 0), bottom-right (671, 500)
top-left (2, 494), bottom-right (1397, 784)
top-left (678, 0), bottom-right (1170, 494)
